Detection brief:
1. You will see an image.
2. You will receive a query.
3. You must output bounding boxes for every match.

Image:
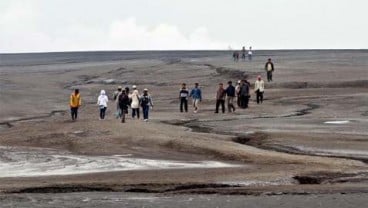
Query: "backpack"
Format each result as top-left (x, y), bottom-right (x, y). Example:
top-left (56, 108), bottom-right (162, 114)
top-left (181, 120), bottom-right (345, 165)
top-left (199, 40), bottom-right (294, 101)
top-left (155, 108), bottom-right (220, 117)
top-left (141, 95), bottom-right (149, 106)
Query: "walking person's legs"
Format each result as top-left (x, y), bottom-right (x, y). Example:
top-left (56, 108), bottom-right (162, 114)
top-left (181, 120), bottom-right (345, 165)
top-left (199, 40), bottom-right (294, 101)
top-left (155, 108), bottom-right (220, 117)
top-left (193, 99), bottom-right (199, 113)
top-left (256, 91), bottom-right (260, 104)
top-left (132, 108), bottom-right (136, 118)
top-left (103, 107), bottom-right (107, 119)
top-left (184, 99), bottom-right (188, 112)
top-left (215, 100), bottom-right (220, 113)
top-left (121, 108), bottom-right (126, 123)
top-left (71, 107), bottom-right (76, 120)
top-left (116, 105), bottom-right (121, 119)
top-left (99, 107), bottom-right (106, 119)
top-left (136, 108), bottom-right (140, 119)
top-left (231, 97), bottom-right (236, 112)
top-left (74, 108), bottom-right (78, 120)
top-left (180, 98), bottom-right (184, 112)
top-left (240, 96), bottom-right (245, 108)
top-left (220, 100), bottom-right (225, 113)
top-left (143, 106), bottom-right (149, 120)
top-left (227, 97), bottom-right (231, 112)
top-left (260, 92), bottom-right (264, 103)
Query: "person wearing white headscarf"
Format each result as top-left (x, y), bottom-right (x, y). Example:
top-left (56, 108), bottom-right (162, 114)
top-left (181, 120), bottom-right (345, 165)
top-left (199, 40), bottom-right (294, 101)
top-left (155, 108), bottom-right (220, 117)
top-left (97, 90), bottom-right (109, 120)
top-left (129, 85), bottom-right (140, 119)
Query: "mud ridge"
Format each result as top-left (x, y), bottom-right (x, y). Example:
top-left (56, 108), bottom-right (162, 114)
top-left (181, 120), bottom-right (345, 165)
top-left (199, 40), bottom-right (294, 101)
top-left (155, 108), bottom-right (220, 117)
top-left (9, 186), bottom-right (115, 194)
top-left (268, 80), bottom-right (368, 89)
top-left (294, 172), bottom-right (368, 185)
top-left (0, 110), bottom-right (66, 128)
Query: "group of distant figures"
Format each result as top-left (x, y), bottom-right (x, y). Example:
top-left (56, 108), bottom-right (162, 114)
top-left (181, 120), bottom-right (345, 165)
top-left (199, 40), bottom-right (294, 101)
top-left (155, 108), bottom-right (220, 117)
top-left (233, 46), bottom-right (253, 62)
top-left (69, 58), bottom-right (275, 121)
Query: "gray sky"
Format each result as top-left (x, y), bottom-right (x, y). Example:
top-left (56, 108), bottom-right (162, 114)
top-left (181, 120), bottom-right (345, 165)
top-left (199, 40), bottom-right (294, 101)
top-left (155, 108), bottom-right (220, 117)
top-left (0, 0), bottom-right (367, 52)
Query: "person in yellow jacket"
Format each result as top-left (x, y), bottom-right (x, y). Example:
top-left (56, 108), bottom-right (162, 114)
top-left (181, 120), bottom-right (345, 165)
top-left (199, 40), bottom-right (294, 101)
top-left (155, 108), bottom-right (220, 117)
top-left (70, 89), bottom-right (81, 121)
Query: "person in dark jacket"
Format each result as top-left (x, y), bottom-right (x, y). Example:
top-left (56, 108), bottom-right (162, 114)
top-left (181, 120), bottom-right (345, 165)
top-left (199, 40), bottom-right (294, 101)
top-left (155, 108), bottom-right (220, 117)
top-left (265, 58), bottom-right (275, 82)
top-left (179, 83), bottom-right (189, 112)
top-left (118, 90), bottom-right (130, 123)
top-left (141, 89), bottom-right (154, 121)
top-left (225, 81), bottom-right (236, 112)
top-left (215, 83), bottom-right (226, 113)
top-left (239, 80), bottom-right (250, 108)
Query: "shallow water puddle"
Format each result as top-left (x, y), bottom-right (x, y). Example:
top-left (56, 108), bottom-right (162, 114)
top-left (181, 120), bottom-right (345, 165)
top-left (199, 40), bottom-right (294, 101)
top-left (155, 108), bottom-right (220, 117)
top-left (0, 146), bottom-right (240, 178)
top-left (324, 120), bottom-right (350, 124)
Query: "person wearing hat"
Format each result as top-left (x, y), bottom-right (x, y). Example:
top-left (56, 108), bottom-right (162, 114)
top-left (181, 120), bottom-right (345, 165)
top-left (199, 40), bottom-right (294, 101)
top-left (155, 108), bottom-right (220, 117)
top-left (118, 89), bottom-right (130, 123)
top-left (225, 81), bottom-right (236, 112)
top-left (129, 85), bottom-right (140, 119)
top-left (69, 89), bottom-right (81, 121)
top-left (254, 75), bottom-right (265, 104)
top-left (113, 86), bottom-right (123, 118)
top-left (140, 89), bottom-right (153, 121)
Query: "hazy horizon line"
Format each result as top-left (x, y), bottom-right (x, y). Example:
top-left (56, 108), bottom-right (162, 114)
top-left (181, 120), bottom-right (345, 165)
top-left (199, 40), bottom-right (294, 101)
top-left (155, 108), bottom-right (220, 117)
top-left (1, 48), bottom-right (368, 55)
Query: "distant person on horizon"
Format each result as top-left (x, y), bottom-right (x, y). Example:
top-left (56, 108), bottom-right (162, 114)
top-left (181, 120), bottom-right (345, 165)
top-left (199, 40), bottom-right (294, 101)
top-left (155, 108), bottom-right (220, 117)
top-left (233, 51), bottom-right (239, 62)
top-left (130, 85), bottom-right (140, 119)
top-left (189, 83), bottom-right (202, 113)
top-left (215, 83), bottom-right (226, 113)
top-left (265, 58), bottom-right (275, 82)
top-left (141, 89), bottom-right (153, 121)
top-left (254, 75), bottom-right (265, 104)
top-left (113, 86), bottom-right (123, 119)
top-left (248, 46), bottom-right (253, 61)
top-left (70, 89), bottom-right (81, 121)
top-left (118, 89), bottom-right (130, 123)
top-left (225, 81), bottom-right (236, 113)
top-left (241, 46), bottom-right (246, 60)
top-left (97, 90), bottom-right (108, 120)
top-left (179, 83), bottom-right (189, 113)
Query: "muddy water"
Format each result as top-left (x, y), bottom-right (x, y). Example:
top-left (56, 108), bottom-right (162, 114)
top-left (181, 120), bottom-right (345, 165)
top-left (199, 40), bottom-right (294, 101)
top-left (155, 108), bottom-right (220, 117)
top-left (0, 146), bottom-right (241, 178)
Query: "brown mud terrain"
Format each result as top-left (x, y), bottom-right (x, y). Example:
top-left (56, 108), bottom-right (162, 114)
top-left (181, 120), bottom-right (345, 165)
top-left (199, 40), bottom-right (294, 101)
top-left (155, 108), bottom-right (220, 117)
top-left (0, 50), bottom-right (368, 207)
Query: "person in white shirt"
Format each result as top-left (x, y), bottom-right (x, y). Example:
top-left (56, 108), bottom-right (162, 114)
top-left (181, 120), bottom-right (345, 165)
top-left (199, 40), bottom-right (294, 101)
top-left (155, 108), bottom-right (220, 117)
top-left (129, 85), bottom-right (140, 119)
top-left (97, 90), bottom-right (109, 119)
top-left (248, 46), bottom-right (253, 61)
top-left (254, 76), bottom-right (265, 104)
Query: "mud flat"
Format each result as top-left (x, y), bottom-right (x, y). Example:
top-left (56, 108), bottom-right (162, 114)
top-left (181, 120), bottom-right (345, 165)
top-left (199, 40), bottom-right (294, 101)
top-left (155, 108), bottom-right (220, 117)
top-left (0, 50), bottom-right (368, 206)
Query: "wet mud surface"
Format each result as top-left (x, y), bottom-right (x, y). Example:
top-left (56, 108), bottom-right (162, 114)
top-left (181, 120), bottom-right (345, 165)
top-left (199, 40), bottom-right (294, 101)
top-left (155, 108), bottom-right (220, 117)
top-left (0, 50), bottom-right (368, 206)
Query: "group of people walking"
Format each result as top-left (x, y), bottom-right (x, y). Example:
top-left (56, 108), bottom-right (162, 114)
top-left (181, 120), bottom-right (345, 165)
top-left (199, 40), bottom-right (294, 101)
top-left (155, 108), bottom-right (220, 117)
top-left (69, 85), bottom-right (153, 123)
top-left (178, 75), bottom-right (266, 115)
top-left (112, 85), bottom-right (154, 123)
top-left (69, 57), bottom-right (274, 121)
